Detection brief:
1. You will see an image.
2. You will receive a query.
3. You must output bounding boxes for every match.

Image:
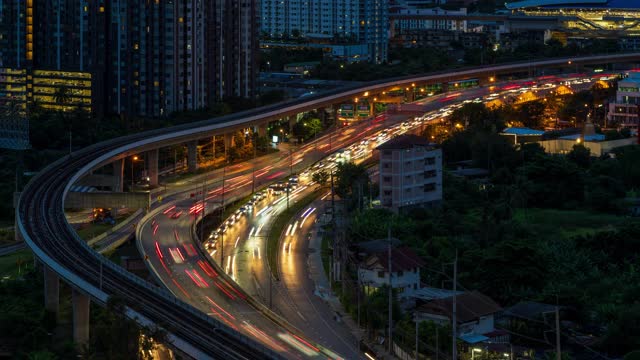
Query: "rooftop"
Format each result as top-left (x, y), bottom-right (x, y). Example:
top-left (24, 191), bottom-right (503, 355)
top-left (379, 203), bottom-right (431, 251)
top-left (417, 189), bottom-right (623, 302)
top-left (416, 291), bottom-right (502, 324)
top-left (502, 127), bottom-right (545, 136)
top-left (362, 246), bottom-right (425, 273)
top-left (503, 301), bottom-right (557, 320)
top-left (560, 133), bottom-right (606, 142)
top-left (506, 0), bottom-right (640, 10)
top-left (376, 134), bottom-right (435, 151)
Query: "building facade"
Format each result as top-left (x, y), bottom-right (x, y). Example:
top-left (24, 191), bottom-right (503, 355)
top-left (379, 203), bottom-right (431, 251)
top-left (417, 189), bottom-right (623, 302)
top-left (260, 0), bottom-right (388, 63)
top-left (506, 0), bottom-right (640, 48)
top-left (607, 72), bottom-right (640, 130)
top-left (0, 0), bottom-right (259, 118)
top-left (377, 134), bottom-right (443, 212)
top-left (358, 247), bottom-right (424, 300)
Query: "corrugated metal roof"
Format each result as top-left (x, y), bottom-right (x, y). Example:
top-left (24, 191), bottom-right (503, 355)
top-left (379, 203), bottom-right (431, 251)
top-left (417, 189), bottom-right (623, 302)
top-left (502, 127), bottom-right (545, 136)
top-left (506, 0), bottom-right (640, 10)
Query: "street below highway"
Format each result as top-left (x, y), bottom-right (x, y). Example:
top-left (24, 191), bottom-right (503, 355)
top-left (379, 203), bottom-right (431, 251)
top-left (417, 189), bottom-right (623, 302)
top-left (136, 71), bottom-right (601, 358)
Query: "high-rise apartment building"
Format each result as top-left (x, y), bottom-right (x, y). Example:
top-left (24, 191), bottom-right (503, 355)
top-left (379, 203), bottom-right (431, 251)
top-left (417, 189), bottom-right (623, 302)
top-left (260, 0), bottom-right (388, 64)
top-left (0, 0), bottom-right (259, 118)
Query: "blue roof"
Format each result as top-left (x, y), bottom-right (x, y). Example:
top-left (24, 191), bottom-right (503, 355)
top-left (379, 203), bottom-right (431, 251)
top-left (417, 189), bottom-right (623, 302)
top-left (559, 133), bottom-right (606, 141)
top-left (502, 127), bottom-right (545, 136)
top-left (458, 334), bottom-right (489, 344)
top-left (506, 0), bottom-right (640, 10)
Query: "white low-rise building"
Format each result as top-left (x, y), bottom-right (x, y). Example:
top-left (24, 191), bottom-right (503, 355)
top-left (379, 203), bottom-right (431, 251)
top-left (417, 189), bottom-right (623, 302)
top-left (377, 134), bottom-right (443, 212)
top-left (607, 72), bottom-right (640, 131)
top-left (358, 247), bottom-right (424, 300)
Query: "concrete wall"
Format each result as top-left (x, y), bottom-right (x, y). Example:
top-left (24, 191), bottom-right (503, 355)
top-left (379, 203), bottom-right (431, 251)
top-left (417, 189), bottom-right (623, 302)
top-left (65, 192), bottom-right (150, 209)
top-left (539, 138), bottom-right (636, 156)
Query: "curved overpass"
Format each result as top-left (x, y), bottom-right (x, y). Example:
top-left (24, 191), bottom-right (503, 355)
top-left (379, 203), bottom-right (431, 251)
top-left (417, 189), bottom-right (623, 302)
top-left (16, 53), bottom-right (640, 357)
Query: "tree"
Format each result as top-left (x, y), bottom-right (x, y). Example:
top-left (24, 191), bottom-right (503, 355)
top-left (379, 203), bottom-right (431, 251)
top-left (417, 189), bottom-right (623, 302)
top-left (53, 86), bottom-right (71, 107)
top-left (519, 154), bottom-right (585, 209)
top-left (566, 143), bottom-right (591, 168)
top-left (601, 303), bottom-right (640, 356)
top-left (27, 351), bottom-right (58, 360)
top-left (516, 100), bottom-right (546, 128)
top-left (312, 170), bottom-right (329, 186)
top-left (334, 162), bottom-right (369, 201)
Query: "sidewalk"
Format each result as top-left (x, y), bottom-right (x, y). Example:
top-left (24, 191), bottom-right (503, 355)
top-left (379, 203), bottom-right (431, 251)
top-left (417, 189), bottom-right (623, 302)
top-left (307, 220), bottom-right (393, 360)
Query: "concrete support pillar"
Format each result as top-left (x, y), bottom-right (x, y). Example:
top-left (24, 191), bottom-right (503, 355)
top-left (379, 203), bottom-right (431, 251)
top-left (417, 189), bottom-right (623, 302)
top-left (288, 116), bottom-right (296, 131)
top-left (44, 266), bottom-right (59, 314)
top-left (224, 133), bottom-right (235, 156)
top-left (405, 89), bottom-right (415, 103)
top-left (318, 109), bottom-right (327, 125)
top-left (72, 289), bottom-right (90, 348)
top-left (146, 149), bottom-right (159, 186)
top-left (112, 159), bottom-right (124, 192)
top-left (212, 136), bottom-right (216, 159)
top-left (257, 124), bottom-right (267, 138)
top-left (187, 141), bottom-right (198, 173)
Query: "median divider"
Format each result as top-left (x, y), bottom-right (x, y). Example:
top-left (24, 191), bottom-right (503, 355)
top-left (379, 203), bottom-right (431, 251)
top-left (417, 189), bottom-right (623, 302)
top-left (87, 208), bottom-right (144, 246)
top-left (191, 203), bottom-right (321, 348)
top-left (267, 188), bottom-right (323, 281)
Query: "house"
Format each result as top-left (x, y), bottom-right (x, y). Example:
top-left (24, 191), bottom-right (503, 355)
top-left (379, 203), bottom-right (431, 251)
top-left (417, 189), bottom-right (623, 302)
top-left (415, 291), bottom-right (503, 344)
top-left (358, 246), bottom-right (425, 300)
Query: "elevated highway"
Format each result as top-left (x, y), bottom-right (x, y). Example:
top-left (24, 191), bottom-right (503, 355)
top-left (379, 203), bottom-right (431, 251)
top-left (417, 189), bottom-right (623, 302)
top-left (16, 53), bottom-right (640, 358)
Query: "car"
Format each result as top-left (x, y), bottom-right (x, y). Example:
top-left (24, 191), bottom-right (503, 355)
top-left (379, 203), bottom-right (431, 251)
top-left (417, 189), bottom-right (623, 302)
top-left (210, 230), bottom-right (220, 240)
top-left (227, 217), bottom-right (235, 226)
top-left (239, 206), bottom-right (247, 213)
top-left (220, 224), bottom-right (228, 233)
top-left (170, 211), bottom-right (182, 219)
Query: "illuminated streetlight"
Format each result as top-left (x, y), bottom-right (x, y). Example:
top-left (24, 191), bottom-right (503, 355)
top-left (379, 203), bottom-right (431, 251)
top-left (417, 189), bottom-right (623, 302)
top-left (131, 155), bottom-right (140, 191)
top-left (472, 348), bottom-right (482, 360)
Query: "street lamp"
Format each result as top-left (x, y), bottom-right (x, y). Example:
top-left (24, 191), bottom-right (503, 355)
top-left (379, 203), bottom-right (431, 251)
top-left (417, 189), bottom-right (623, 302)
top-left (131, 155), bottom-right (139, 191)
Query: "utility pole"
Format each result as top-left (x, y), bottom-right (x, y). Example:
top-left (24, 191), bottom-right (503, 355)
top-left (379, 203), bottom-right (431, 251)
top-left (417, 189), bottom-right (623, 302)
top-left (252, 139), bottom-right (257, 194)
top-left (556, 305), bottom-right (562, 360)
top-left (200, 175), bottom-right (206, 241)
top-left (356, 266), bottom-right (363, 352)
top-left (221, 166), bottom-right (226, 265)
top-left (287, 149), bottom-right (292, 210)
top-left (435, 326), bottom-right (439, 360)
top-left (452, 249), bottom-right (458, 360)
top-left (388, 227), bottom-right (393, 354)
top-left (415, 316), bottom-right (419, 360)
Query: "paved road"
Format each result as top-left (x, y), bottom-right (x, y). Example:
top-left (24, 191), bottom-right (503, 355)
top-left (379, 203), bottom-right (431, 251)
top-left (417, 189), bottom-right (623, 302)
top-left (135, 73), bottom-right (594, 358)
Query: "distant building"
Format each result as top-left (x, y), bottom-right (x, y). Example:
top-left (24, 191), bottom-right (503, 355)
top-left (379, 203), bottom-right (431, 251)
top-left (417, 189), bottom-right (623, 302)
top-left (0, 0), bottom-right (259, 118)
top-left (260, 0), bottom-right (389, 63)
top-left (358, 246), bottom-right (425, 300)
top-left (607, 72), bottom-right (640, 131)
top-left (377, 134), bottom-right (443, 212)
top-left (500, 127), bottom-right (545, 144)
top-left (506, 0), bottom-right (640, 49)
top-left (392, 7), bottom-right (468, 33)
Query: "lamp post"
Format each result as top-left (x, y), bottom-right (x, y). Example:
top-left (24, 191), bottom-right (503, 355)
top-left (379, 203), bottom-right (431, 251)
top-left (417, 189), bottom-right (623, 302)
top-left (131, 155), bottom-right (139, 191)
top-left (472, 348), bottom-right (482, 360)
